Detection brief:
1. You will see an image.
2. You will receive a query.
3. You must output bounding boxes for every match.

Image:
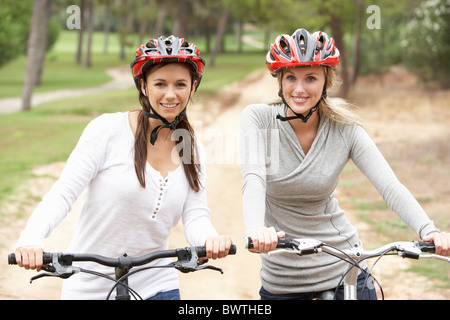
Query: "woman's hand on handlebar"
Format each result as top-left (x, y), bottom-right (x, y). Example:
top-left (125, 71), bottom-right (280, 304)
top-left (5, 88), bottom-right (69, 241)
top-left (423, 232), bottom-right (450, 256)
top-left (204, 235), bottom-right (233, 260)
top-left (14, 246), bottom-right (44, 272)
top-left (248, 227), bottom-right (285, 254)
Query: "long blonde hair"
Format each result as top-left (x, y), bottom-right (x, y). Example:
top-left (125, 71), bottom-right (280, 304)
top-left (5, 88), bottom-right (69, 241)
top-left (272, 67), bottom-right (365, 127)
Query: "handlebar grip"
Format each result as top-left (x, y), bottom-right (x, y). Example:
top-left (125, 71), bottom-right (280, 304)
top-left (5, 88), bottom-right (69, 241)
top-left (246, 237), bottom-right (296, 250)
top-left (414, 241), bottom-right (435, 253)
top-left (8, 253), bottom-right (54, 265)
top-left (195, 244), bottom-right (237, 257)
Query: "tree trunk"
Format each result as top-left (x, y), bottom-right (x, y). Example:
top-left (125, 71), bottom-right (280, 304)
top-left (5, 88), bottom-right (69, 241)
top-left (350, 22), bottom-right (362, 85)
top-left (350, 0), bottom-right (364, 85)
top-left (208, 8), bottom-right (230, 67)
top-left (205, 17), bottom-right (211, 53)
top-left (172, 0), bottom-right (189, 38)
top-left (330, 15), bottom-right (349, 98)
top-left (35, 0), bottom-right (51, 86)
top-left (154, 0), bottom-right (168, 36)
top-left (103, 0), bottom-right (112, 54)
top-left (119, 0), bottom-right (134, 60)
top-left (84, 0), bottom-right (94, 68)
top-left (236, 21), bottom-right (243, 53)
top-left (75, 0), bottom-right (85, 65)
top-left (22, 0), bottom-right (46, 111)
top-left (138, 0), bottom-right (150, 44)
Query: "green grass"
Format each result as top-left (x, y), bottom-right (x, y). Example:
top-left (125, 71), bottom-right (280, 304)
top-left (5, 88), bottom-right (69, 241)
top-left (346, 196), bottom-right (449, 289)
top-left (406, 259), bottom-right (450, 289)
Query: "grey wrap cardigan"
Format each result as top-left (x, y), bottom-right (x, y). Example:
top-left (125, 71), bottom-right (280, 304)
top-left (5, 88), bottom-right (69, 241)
top-left (240, 103), bottom-right (438, 294)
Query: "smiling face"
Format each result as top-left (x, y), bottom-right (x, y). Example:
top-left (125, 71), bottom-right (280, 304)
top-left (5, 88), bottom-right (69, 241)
top-left (280, 65), bottom-right (326, 117)
top-left (140, 63), bottom-right (197, 122)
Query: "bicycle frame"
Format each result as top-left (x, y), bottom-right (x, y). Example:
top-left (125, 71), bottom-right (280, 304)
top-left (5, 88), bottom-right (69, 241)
top-left (267, 239), bottom-right (368, 300)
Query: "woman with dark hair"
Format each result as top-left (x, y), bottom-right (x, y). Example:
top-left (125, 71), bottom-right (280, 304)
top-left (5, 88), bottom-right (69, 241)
top-left (14, 36), bottom-right (233, 300)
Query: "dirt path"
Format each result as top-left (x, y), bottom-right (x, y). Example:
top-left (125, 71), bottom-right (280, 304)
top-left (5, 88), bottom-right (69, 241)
top-left (1, 67), bottom-right (449, 300)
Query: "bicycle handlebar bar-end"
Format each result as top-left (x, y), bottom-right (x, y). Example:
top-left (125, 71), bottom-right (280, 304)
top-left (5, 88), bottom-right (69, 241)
top-left (8, 253), bottom-right (16, 265)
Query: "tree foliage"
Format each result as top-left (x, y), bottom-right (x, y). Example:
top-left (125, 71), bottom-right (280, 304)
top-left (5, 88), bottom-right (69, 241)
top-left (3, 0), bottom-right (448, 93)
top-left (400, 0), bottom-right (450, 87)
top-left (0, 0), bottom-right (33, 68)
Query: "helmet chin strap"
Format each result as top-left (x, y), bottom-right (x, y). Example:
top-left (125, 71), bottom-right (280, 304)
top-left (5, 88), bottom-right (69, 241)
top-left (276, 85), bottom-right (327, 123)
top-left (142, 87), bottom-right (191, 145)
top-left (142, 103), bottom-right (187, 145)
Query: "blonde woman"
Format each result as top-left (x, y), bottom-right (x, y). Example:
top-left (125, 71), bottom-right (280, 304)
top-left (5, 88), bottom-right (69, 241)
top-left (240, 28), bottom-right (449, 300)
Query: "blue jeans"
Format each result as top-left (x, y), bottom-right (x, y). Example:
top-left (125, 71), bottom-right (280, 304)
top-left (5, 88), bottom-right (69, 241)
top-left (259, 271), bottom-right (377, 300)
top-left (147, 289), bottom-right (180, 300)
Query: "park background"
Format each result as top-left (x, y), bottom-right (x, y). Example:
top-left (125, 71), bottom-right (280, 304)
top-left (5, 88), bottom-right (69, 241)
top-left (0, 0), bottom-right (449, 299)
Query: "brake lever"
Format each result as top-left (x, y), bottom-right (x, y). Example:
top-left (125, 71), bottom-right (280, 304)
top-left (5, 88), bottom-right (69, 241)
top-left (29, 254), bottom-right (79, 283)
top-left (396, 242), bottom-right (422, 259)
top-left (268, 248), bottom-right (301, 257)
top-left (195, 264), bottom-right (224, 274)
top-left (30, 271), bottom-right (64, 283)
top-left (398, 242), bottom-right (450, 263)
top-left (30, 267), bottom-right (79, 283)
top-left (170, 247), bottom-right (224, 274)
top-left (268, 239), bottom-right (323, 257)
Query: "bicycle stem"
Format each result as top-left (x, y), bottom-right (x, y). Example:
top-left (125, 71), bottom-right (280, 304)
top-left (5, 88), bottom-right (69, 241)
top-left (114, 254), bottom-right (132, 300)
top-left (344, 267), bottom-right (359, 300)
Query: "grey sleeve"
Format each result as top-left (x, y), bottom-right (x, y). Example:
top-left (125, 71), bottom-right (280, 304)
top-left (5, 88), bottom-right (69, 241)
top-left (239, 105), bottom-right (270, 234)
top-left (348, 125), bottom-right (439, 238)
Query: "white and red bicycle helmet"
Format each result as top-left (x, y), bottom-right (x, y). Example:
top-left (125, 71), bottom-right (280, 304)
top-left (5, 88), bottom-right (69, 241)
top-left (130, 36), bottom-right (206, 144)
top-left (266, 28), bottom-right (340, 76)
top-left (130, 35), bottom-right (205, 90)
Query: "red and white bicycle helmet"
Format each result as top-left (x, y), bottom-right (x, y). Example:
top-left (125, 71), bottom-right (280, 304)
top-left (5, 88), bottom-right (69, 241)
top-left (130, 35), bottom-right (205, 90)
top-left (266, 28), bottom-right (340, 76)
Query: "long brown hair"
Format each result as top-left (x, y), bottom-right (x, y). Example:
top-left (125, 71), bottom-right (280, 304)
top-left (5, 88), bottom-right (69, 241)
top-left (134, 63), bottom-right (202, 192)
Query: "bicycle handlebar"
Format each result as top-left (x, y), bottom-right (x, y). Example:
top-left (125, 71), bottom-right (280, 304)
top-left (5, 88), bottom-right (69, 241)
top-left (8, 245), bottom-right (237, 266)
top-left (8, 245), bottom-right (236, 300)
top-left (245, 237), bottom-right (449, 261)
top-left (245, 237), bottom-right (449, 300)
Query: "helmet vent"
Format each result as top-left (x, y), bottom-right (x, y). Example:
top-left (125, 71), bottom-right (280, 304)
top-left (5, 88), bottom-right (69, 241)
top-left (298, 35), bottom-right (306, 55)
top-left (280, 37), bottom-right (290, 55)
top-left (315, 35), bottom-right (324, 54)
top-left (146, 41), bottom-right (156, 48)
